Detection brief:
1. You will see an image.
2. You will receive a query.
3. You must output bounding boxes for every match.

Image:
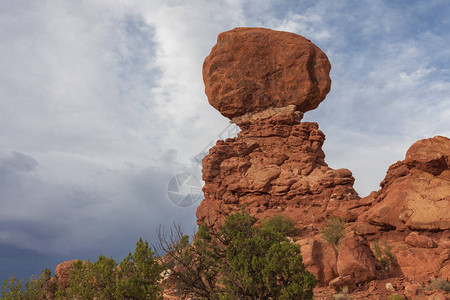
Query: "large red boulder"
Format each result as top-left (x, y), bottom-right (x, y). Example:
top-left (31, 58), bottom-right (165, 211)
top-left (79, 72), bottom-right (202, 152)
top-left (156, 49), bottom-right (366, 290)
top-left (203, 27), bottom-right (331, 119)
top-left (295, 237), bottom-right (338, 285)
top-left (362, 136), bottom-right (450, 231)
top-left (336, 232), bottom-right (385, 285)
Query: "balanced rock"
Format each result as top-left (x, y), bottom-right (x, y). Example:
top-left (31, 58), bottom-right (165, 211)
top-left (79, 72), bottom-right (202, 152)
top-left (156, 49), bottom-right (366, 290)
top-left (203, 27), bottom-right (331, 119)
top-left (197, 28), bottom-right (359, 237)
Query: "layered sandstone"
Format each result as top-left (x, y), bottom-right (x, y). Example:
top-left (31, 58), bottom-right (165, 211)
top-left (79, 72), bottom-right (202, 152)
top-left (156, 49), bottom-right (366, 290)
top-left (197, 28), bottom-right (359, 234)
top-left (196, 107), bottom-right (360, 233)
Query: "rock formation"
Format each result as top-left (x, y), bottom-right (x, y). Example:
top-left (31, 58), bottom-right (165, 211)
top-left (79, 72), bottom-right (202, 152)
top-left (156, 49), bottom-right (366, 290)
top-left (197, 28), bottom-right (360, 234)
top-left (360, 135), bottom-right (450, 232)
top-left (196, 27), bottom-right (450, 297)
top-left (353, 135), bottom-right (450, 283)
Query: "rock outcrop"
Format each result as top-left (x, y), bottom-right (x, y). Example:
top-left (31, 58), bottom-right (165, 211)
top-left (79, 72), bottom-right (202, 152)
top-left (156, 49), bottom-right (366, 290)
top-left (203, 27), bottom-right (331, 119)
top-left (361, 136), bottom-right (450, 231)
top-left (196, 108), bottom-right (360, 231)
top-left (353, 135), bottom-right (450, 283)
top-left (197, 28), bottom-right (359, 234)
top-left (336, 231), bottom-right (385, 285)
top-left (196, 27), bottom-right (450, 296)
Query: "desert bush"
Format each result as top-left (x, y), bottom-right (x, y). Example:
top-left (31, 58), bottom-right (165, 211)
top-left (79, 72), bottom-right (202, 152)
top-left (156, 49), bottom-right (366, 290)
top-left (62, 260), bottom-right (95, 299)
top-left (429, 278), bottom-right (450, 292)
top-left (373, 240), bottom-right (395, 273)
top-left (333, 286), bottom-right (350, 300)
top-left (260, 214), bottom-right (296, 236)
top-left (157, 211), bottom-right (316, 299)
top-left (321, 216), bottom-right (346, 245)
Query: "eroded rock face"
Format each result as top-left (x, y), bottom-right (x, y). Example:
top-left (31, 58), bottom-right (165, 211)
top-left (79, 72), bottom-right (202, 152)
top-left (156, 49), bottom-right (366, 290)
top-left (362, 136), bottom-right (450, 231)
top-left (196, 107), bottom-right (360, 231)
top-left (296, 236), bottom-right (338, 285)
top-left (203, 27), bottom-right (331, 119)
top-left (353, 135), bottom-right (450, 284)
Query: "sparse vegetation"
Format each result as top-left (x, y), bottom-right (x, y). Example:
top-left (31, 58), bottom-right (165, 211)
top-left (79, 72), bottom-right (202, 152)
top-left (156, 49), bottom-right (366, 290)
top-left (156, 211), bottom-right (317, 299)
top-left (55, 238), bottom-right (164, 300)
top-left (429, 278), bottom-right (450, 293)
top-left (260, 214), bottom-right (297, 236)
top-left (321, 216), bottom-right (346, 245)
top-left (373, 240), bottom-right (395, 273)
top-left (2, 213), bottom-right (315, 299)
top-left (333, 286), bottom-right (350, 300)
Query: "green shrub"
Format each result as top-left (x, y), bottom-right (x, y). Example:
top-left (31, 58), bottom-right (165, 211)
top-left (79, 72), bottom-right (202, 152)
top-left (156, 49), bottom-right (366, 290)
top-left (1, 269), bottom-right (52, 300)
top-left (63, 260), bottom-right (94, 299)
top-left (373, 240), bottom-right (395, 273)
top-left (24, 268), bottom-right (52, 300)
top-left (1, 274), bottom-right (23, 299)
top-left (116, 238), bottom-right (165, 299)
top-left (60, 238), bottom-right (164, 300)
top-left (260, 214), bottom-right (296, 236)
top-left (158, 211), bottom-right (317, 299)
top-left (321, 216), bottom-right (346, 245)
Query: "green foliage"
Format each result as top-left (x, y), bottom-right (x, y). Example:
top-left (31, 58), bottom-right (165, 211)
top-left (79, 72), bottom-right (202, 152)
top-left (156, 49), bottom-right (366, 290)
top-left (387, 294), bottom-right (404, 300)
top-left (24, 268), bottom-right (52, 300)
top-left (320, 216), bottom-right (345, 245)
top-left (373, 240), bottom-right (395, 273)
top-left (1, 269), bottom-right (52, 300)
top-left (1, 274), bottom-right (23, 299)
top-left (159, 212), bottom-right (316, 299)
top-left (260, 214), bottom-right (296, 236)
top-left (63, 260), bottom-right (95, 299)
top-left (116, 238), bottom-right (164, 299)
top-left (61, 239), bottom-right (163, 300)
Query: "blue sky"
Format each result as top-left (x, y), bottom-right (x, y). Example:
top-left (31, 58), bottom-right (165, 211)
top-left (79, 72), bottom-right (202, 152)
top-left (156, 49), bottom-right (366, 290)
top-left (0, 0), bottom-right (449, 282)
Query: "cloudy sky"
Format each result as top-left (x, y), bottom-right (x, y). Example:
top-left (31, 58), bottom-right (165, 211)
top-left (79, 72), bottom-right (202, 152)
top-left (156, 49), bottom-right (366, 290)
top-left (1, 0), bottom-right (449, 281)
